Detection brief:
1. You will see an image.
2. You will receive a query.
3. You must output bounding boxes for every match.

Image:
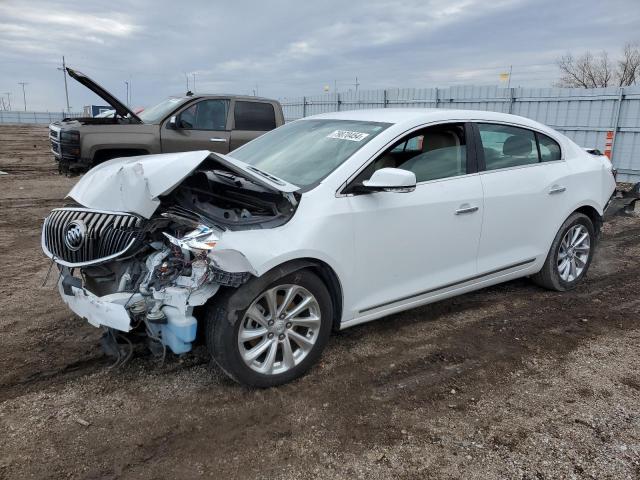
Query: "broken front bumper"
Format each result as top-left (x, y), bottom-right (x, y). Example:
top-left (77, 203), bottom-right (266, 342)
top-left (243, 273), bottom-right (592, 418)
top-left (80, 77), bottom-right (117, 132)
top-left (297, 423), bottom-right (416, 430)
top-left (57, 269), bottom-right (208, 354)
top-left (58, 272), bottom-right (134, 332)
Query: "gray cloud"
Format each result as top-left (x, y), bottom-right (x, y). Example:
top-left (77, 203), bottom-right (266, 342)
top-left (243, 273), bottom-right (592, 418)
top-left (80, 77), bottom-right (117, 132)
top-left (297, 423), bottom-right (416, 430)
top-left (0, 0), bottom-right (638, 111)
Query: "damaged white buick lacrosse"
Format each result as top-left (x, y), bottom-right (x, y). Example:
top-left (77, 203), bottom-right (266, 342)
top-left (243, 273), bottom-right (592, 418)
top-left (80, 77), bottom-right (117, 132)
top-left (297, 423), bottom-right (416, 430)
top-left (42, 109), bottom-right (616, 387)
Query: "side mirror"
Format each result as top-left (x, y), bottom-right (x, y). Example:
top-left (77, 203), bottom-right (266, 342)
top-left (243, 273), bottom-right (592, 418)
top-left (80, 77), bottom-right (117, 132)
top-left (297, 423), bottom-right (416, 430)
top-left (167, 115), bottom-right (179, 129)
top-left (361, 168), bottom-right (416, 193)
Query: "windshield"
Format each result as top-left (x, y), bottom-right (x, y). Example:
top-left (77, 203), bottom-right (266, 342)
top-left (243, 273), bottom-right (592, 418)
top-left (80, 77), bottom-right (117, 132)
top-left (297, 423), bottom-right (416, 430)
top-left (139, 97), bottom-right (188, 123)
top-left (229, 119), bottom-right (390, 187)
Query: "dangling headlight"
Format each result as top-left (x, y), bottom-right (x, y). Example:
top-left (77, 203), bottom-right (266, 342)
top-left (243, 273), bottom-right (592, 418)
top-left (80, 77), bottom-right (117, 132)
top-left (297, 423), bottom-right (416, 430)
top-left (163, 224), bottom-right (219, 252)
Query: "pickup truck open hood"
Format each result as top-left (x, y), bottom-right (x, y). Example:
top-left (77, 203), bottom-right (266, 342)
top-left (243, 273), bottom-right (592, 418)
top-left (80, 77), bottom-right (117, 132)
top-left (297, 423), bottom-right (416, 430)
top-left (68, 150), bottom-right (299, 218)
top-left (67, 67), bottom-right (142, 122)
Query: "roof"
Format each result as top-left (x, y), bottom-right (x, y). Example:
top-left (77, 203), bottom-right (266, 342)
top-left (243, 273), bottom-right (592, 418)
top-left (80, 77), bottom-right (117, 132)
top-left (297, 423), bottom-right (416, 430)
top-left (190, 93), bottom-right (278, 102)
top-left (305, 108), bottom-right (548, 131)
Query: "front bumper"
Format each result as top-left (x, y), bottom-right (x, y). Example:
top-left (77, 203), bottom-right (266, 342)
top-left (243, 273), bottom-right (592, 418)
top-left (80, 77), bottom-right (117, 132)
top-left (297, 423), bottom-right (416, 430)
top-left (57, 268), bottom-right (205, 354)
top-left (58, 272), bottom-right (135, 332)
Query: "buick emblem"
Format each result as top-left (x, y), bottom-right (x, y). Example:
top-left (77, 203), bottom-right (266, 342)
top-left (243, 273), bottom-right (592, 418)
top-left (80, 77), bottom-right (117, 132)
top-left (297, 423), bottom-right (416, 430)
top-left (64, 220), bottom-right (86, 251)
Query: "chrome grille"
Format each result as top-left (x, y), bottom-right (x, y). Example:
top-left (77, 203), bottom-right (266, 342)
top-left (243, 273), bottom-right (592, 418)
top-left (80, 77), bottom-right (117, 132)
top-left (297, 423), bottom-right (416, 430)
top-left (42, 208), bottom-right (145, 267)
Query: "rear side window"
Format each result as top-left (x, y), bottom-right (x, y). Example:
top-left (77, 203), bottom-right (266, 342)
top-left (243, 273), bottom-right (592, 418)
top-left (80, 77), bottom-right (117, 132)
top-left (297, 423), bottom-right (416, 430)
top-left (537, 133), bottom-right (562, 162)
top-left (234, 101), bottom-right (276, 131)
top-left (477, 124), bottom-right (538, 170)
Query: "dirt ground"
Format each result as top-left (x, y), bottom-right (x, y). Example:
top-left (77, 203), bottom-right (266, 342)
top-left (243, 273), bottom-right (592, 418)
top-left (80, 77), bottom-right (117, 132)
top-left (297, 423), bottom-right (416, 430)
top-left (0, 124), bottom-right (639, 480)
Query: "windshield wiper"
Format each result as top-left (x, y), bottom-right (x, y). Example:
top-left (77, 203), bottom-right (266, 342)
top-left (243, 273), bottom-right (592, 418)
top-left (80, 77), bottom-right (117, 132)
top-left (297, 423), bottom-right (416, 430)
top-left (244, 166), bottom-right (288, 186)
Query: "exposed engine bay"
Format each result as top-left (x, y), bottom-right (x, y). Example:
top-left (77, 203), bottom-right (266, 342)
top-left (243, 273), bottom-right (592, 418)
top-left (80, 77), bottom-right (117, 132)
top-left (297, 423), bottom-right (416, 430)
top-left (42, 152), bottom-right (300, 362)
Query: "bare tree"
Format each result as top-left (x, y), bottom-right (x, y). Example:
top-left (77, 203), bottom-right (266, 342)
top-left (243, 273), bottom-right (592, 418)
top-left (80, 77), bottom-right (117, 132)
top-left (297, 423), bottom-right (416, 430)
top-left (617, 42), bottom-right (640, 86)
top-left (556, 43), bottom-right (639, 88)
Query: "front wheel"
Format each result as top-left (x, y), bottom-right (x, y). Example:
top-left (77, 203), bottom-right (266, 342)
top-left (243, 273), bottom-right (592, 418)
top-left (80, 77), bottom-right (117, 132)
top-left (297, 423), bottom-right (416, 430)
top-left (532, 212), bottom-right (595, 291)
top-left (205, 270), bottom-right (333, 387)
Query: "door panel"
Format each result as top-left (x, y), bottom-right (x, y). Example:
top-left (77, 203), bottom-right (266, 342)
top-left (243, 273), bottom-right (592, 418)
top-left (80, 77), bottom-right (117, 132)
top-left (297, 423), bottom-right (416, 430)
top-left (474, 122), bottom-right (571, 272)
top-left (160, 99), bottom-right (231, 153)
top-left (349, 175), bottom-right (483, 314)
top-left (478, 162), bottom-right (571, 271)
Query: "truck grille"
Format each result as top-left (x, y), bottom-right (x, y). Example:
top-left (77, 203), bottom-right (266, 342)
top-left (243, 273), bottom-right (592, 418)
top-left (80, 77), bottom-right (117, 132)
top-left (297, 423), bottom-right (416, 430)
top-left (42, 208), bottom-right (145, 267)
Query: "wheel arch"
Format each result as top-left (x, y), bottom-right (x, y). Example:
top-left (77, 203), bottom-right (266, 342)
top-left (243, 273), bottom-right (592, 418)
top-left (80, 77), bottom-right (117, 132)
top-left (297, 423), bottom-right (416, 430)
top-left (573, 204), bottom-right (603, 239)
top-left (262, 258), bottom-right (344, 332)
top-left (92, 148), bottom-right (150, 165)
top-left (211, 257), bottom-right (344, 332)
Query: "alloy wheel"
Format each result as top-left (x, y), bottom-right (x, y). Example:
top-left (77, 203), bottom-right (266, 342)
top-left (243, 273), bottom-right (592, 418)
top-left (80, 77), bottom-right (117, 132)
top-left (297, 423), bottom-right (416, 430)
top-left (237, 284), bottom-right (322, 375)
top-left (557, 224), bottom-right (591, 282)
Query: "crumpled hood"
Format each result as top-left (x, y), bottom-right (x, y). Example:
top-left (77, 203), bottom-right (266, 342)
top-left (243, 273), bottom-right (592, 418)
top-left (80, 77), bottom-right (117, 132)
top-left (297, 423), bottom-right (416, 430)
top-left (68, 150), bottom-right (211, 218)
top-left (68, 150), bottom-right (299, 219)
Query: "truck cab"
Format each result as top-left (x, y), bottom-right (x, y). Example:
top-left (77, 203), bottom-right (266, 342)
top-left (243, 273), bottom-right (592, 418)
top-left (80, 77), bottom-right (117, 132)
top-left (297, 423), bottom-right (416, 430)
top-left (50, 68), bottom-right (285, 172)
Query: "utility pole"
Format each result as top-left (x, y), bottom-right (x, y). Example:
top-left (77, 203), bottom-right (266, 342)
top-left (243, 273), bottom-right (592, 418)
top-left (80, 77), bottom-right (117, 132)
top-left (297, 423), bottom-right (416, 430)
top-left (507, 65), bottom-right (513, 90)
top-left (18, 82), bottom-right (28, 111)
top-left (354, 76), bottom-right (360, 93)
top-left (4, 92), bottom-right (11, 110)
top-left (124, 81), bottom-right (129, 106)
top-left (57, 56), bottom-right (71, 113)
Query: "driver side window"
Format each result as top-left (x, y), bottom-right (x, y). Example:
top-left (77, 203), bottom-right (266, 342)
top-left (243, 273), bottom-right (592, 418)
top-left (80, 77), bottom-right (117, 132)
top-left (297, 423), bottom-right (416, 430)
top-left (354, 123), bottom-right (468, 186)
top-left (179, 99), bottom-right (229, 130)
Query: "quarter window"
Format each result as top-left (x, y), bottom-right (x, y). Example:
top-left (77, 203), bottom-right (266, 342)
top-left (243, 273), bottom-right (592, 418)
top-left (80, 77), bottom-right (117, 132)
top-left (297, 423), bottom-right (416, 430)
top-left (234, 101), bottom-right (277, 131)
top-left (537, 132), bottom-right (562, 162)
top-left (179, 99), bottom-right (229, 130)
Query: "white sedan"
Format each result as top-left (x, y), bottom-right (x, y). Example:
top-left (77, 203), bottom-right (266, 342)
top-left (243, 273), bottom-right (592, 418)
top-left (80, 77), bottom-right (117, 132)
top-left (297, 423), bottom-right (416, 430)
top-left (42, 109), bottom-right (616, 386)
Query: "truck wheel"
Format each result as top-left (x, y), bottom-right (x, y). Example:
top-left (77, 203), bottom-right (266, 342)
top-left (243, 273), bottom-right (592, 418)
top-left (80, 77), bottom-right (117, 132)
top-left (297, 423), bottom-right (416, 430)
top-left (532, 212), bottom-right (595, 291)
top-left (205, 270), bottom-right (333, 387)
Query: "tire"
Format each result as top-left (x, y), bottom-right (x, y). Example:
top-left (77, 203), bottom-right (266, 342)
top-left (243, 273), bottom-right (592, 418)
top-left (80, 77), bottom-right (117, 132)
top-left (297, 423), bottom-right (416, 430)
top-left (205, 270), bottom-right (333, 387)
top-left (532, 212), bottom-right (596, 291)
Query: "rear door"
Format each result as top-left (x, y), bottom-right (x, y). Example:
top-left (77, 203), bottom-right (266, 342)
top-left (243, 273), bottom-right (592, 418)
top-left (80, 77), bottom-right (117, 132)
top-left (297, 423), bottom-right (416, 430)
top-left (473, 122), bottom-right (570, 273)
top-left (160, 98), bottom-right (231, 153)
top-left (229, 100), bottom-right (278, 151)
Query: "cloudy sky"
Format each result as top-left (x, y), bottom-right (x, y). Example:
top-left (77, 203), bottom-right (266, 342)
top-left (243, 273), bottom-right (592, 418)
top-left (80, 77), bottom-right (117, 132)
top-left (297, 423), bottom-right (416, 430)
top-left (0, 0), bottom-right (638, 111)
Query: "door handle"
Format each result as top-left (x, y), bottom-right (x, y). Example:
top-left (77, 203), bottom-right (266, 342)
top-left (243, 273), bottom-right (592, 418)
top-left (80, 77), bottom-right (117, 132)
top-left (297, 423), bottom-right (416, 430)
top-left (209, 137), bottom-right (227, 143)
top-left (455, 205), bottom-right (479, 215)
top-left (549, 185), bottom-right (566, 195)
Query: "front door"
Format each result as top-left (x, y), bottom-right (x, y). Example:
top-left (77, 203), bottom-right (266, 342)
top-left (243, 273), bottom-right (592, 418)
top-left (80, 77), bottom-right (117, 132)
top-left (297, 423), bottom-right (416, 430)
top-left (346, 122), bottom-right (484, 317)
top-left (160, 98), bottom-right (231, 153)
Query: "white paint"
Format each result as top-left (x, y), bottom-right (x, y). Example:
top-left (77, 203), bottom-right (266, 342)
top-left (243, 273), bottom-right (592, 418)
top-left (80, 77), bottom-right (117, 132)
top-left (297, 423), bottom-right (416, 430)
top-left (58, 108), bottom-right (617, 331)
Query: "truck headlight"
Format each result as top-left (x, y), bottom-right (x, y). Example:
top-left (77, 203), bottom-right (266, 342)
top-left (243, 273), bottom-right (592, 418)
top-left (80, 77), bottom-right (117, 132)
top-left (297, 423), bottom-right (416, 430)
top-left (60, 130), bottom-right (80, 143)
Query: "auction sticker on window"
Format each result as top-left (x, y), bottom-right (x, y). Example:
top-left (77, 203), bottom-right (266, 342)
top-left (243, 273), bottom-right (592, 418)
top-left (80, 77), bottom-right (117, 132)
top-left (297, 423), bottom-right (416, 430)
top-left (326, 130), bottom-right (370, 141)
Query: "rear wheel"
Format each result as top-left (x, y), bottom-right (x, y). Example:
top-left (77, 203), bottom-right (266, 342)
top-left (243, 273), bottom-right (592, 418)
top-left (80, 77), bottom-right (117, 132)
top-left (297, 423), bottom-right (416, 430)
top-left (532, 212), bottom-right (595, 291)
top-left (205, 270), bottom-right (332, 387)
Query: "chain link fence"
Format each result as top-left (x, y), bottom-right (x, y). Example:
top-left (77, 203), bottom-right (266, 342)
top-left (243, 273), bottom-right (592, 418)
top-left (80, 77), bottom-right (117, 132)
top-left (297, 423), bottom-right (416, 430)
top-left (0, 110), bottom-right (83, 124)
